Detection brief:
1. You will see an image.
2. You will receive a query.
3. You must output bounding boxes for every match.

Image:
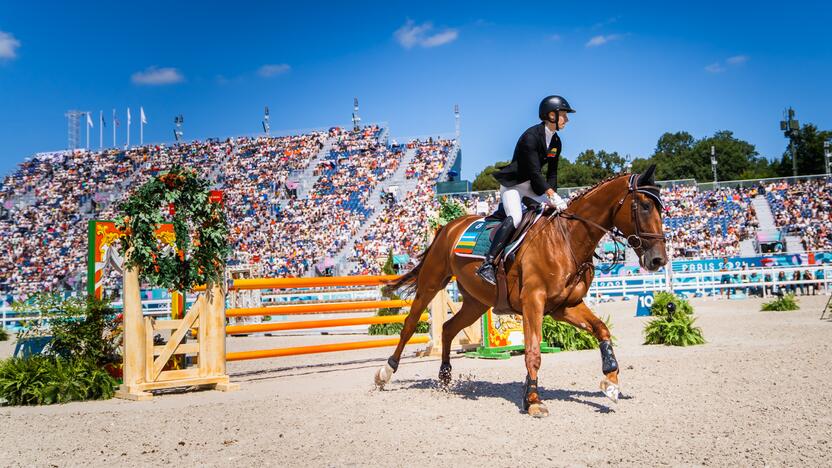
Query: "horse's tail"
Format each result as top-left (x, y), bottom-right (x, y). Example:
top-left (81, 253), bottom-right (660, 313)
top-left (383, 223), bottom-right (449, 298)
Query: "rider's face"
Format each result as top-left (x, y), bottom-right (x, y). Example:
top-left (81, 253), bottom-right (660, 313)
top-left (548, 111), bottom-right (569, 129)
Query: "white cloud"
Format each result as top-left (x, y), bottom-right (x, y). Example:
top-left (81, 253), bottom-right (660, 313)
top-left (258, 63), bottom-right (291, 77)
top-left (705, 63), bottom-right (725, 73)
top-left (585, 34), bottom-right (624, 47)
top-left (726, 55), bottom-right (749, 65)
top-left (705, 55), bottom-right (749, 74)
top-left (0, 30), bottom-right (21, 60)
top-left (394, 20), bottom-right (459, 49)
top-left (547, 33), bottom-right (562, 41)
top-left (131, 66), bottom-right (184, 85)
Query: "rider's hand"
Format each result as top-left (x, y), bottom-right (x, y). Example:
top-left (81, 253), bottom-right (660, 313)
top-left (547, 190), bottom-right (567, 212)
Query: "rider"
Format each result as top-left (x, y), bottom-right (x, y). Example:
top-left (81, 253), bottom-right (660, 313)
top-left (475, 95), bottom-right (574, 285)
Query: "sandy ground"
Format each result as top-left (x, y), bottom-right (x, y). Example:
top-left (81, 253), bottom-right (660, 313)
top-left (2, 295), bottom-right (832, 467)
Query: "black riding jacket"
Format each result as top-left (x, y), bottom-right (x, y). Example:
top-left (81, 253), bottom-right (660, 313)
top-left (493, 122), bottom-right (561, 196)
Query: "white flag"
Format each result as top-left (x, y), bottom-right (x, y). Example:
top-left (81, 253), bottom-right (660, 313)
top-left (140, 106), bottom-right (147, 124)
top-left (127, 107), bottom-right (131, 126)
top-left (86, 113), bottom-right (94, 128)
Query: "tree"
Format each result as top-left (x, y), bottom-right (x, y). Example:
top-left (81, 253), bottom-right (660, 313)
top-left (557, 150), bottom-right (625, 187)
top-left (692, 131), bottom-right (759, 182)
top-left (776, 124), bottom-right (832, 176)
top-left (472, 161), bottom-right (508, 191)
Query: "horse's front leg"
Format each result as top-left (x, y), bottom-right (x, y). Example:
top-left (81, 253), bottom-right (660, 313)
top-left (560, 301), bottom-right (620, 402)
top-left (521, 291), bottom-right (548, 417)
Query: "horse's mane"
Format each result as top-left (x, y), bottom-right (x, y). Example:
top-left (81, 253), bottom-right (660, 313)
top-left (566, 172), bottom-right (631, 205)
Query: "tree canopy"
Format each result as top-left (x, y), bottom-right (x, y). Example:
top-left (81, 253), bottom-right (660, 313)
top-left (471, 123), bottom-right (830, 189)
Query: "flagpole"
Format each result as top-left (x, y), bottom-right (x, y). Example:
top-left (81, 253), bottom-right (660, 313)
top-left (112, 109), bottom-right (116, 148)
top-left (99, 111), bottom-right (103, 150)
top-left (86, 113), bottom-right (90, 150)
top-left (140, 108), bottom-right (144, 146)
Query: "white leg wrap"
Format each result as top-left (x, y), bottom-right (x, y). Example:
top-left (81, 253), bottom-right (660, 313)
top-left (374, 363), bottom-right (395, 388)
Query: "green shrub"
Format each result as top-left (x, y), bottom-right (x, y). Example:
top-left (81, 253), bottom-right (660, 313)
top-left (369, 249), bottom-right (429, 335)
top-left (541, 315), bottom-right (614, 351)
top-left (651, 291), bottom-right (693, 317)
top-left (761, 293), bottom-right (800, 311)
top-left (0, 356), bottom-right (116, 406)
top-left (12, 293), bottom-right (121, 366)
top-left (0, 327), bottom-right (8, 341)
top-left (644, 313), bottom-right (705, 346)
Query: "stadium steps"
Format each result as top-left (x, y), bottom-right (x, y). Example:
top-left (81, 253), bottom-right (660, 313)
top-left (296, 137), bottom-right (335, 199)
top-left (785, 235), bottom-right (805, 253)
top-left (752, 195), bottom-right (777, 231)
top-left (329, 146), bottom-right (420, 271)
top-left (739, 239), bottom-right (757, 256)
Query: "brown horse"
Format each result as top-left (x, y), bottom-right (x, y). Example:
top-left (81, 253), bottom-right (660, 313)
top-left (375, 165), bottom-right (668, 417)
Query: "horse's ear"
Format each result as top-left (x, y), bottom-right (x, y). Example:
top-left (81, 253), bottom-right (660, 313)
top-left (638, 164), bottom-right (657, 186)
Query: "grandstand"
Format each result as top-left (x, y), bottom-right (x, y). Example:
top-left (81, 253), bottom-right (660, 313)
top-left (1, 122), bottom-right (830, 300)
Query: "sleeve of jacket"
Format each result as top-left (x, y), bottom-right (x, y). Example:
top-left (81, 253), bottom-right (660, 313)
top-left (519, 132), bottom-right (549, 195)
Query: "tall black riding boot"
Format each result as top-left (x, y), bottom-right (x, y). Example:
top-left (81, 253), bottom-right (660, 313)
top-left (476, 216), bottom-right (516, 285)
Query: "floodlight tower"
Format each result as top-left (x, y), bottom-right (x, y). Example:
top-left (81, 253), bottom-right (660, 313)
top-left (352, 97), bottom-right (361, 131)
top-left (780, 107), bottom-right (800, 176)
top-left (710, 145), bottom-right (718, 187)
top-left (454, 104), bottom-right (460, 140)
top-left (65, 110), bottom-right (83, 150)
top-left (174, 115), bottom-right (184, 142)
top-left (262, 106), bottom-right (271, 136)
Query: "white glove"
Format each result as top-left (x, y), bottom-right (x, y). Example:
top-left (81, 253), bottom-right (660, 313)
top-left (547, 192), bottom-right (567, 211)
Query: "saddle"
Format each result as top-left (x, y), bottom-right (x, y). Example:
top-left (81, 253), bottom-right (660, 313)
top-left (490, 198), bottom-right (546, 315)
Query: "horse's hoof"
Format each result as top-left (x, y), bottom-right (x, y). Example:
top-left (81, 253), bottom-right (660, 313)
top-left (374, 363), bottom-right (394, 389)
top-left (527, 403), bottom-right (549, 418)
top-left (438, 363), bottom-right (452, 386)
top-left (600, 378), bottom-right (620, 403)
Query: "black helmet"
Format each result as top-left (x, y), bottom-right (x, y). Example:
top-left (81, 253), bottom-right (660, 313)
top-left (539, 95), bottom-right (576, 121)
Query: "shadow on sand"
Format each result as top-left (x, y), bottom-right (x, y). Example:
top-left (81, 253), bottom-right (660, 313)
top-left (393, 377), bottom-right (631, 414)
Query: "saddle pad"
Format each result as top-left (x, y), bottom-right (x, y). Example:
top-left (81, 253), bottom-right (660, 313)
top-left (453, 218), bottom-right (501, 258)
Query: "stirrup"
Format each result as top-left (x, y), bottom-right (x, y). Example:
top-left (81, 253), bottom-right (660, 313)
top-left (477, 262), bottom-right (497, 285)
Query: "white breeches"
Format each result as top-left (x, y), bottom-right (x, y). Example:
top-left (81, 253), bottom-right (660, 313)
top-left (499, 181), bottom-right (549, 228)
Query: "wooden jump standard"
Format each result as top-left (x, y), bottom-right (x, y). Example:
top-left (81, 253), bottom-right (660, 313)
top-left (116, 272), bottom-right (473, 400)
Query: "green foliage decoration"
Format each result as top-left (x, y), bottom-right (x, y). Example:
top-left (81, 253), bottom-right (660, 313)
top-left (643, 293), bottom-right (705, 347)
top-left (541, 315), bottom-right (614, 351)
top-left (116, 165), bottom-right (230, 292)
top-left (761, 293), bottom-right (800, 311)
top-left (0, 356), bottom-right (116, 406)
top-left (651, 291), bottom-right (694, 317)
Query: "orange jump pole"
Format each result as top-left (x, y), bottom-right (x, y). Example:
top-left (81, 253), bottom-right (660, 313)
top-left (196, 274), bottom-right (401, 292)
top-left (226, 336), bottom-right (429, 361)
top-left (226, 313), bottom-right (428, 335)
top-left (226, 299), bottom-right (413, 317)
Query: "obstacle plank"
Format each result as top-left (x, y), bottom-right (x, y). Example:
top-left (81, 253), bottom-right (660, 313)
top-left (226, 313), bottom-right (428, 334)
top-left (195, 274), bottom-right (401, 291)
top-left (226, 299), bottom-right (413, 317)
top-left (225, 335), bottom-right (429, 361)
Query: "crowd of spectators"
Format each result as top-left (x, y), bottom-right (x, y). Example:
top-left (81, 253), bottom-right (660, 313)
top-left (348, 138), bottom-right (455, 274)
top-left (662, 185), bottom-right (759, 259)
top-left (767, 178), bottom-right (832, 251)
top-left (5, 124), bottom-right (832, 301)
top-left (0, 139), bottom-right (235, 300)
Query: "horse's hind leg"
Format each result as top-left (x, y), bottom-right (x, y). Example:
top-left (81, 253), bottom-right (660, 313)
top-left (375, 277), bottom-right (451, 389)
top-left (556, 301), bottom-right (620, 402)
top-left (438, 292), bottom-right (488, 385)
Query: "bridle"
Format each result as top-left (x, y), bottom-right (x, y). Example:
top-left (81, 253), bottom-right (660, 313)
top-left (558, 173), bottom-right (665, 272)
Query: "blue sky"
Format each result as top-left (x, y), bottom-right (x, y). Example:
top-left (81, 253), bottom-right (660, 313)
top-left (0, 0), bottom-right (830, 180)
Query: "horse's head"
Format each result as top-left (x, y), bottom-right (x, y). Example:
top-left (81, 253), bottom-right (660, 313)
top-left (611, 164), bottom-right (668, 272)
